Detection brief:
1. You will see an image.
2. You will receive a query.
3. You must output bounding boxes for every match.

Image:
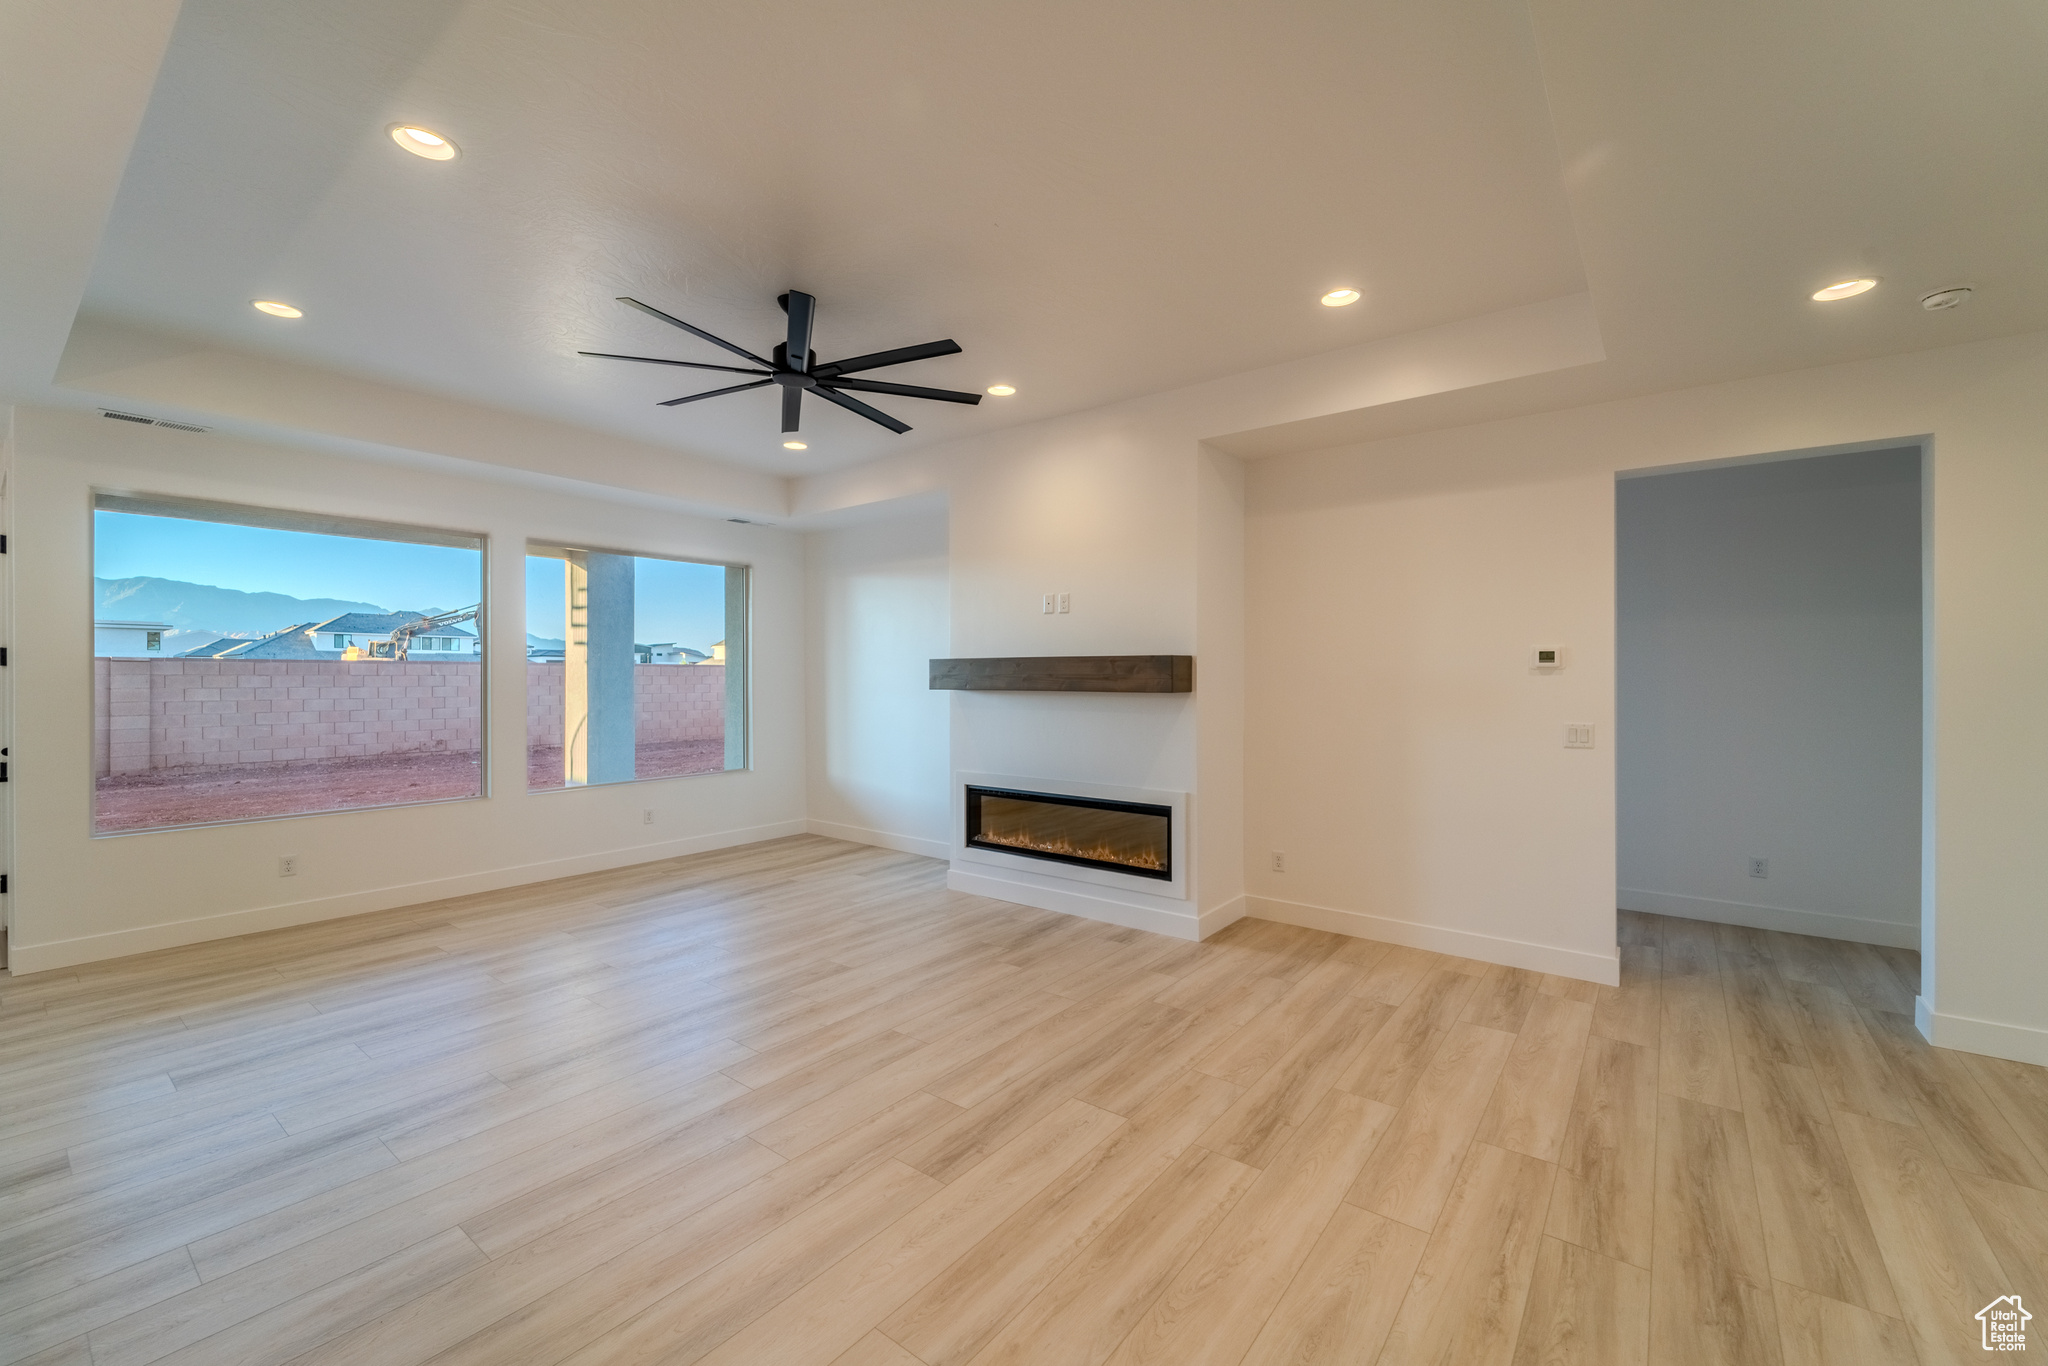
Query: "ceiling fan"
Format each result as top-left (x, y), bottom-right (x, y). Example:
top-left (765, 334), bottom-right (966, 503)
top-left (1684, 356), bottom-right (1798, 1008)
top-left (580, 292), bottom-right (982, 436)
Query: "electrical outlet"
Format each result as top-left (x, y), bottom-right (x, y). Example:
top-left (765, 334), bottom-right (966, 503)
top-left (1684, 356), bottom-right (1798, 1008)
top-left (278, 856), bottom-right (299, 878)
top-left (1564, 724), bottom-right (1595, 749)
top-left (1057, 592), bottom-right (1071, 614)
top-left (1749, 857), bottom-right (1768, 879)
top-left (643, 809), bottom-right (655, 825)
top-left (1270, 851), bottom-right (1286, 873)
top-left (1041, 593), bottom-right (1055, 614)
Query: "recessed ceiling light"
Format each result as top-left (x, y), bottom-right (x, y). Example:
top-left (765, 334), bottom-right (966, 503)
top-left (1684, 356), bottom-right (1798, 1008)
top-left (985, 384), bottom-right (1016, 396)
top-left (1921, 287), bottom-right (1972, 311)
top-left (1811, 278), bottom-right (1878, 302)
top-left (389, 125), bottom-right (458, 160)
top-left (251, 300), bottom-right (303, 318)
top-left (1321, 288), bottom-right (1361, 307)
top-left (783, 440), bottom-right (807, 450)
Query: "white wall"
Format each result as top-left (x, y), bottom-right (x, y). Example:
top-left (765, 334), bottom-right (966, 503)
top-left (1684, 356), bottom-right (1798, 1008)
top-left (1245, 470), bottom-right (1620, 981)
top-left (4, 405), bottom-right (807, 972)
top-left (1195, 444), bottom-right (1248, 929)
top-left (1245, 328), bottom-right (2048, 1062)
top-left (784, 294), bottom-right (1601, 942)
top-left (1617, 448), bottom-right (1922, 947)
top-left (803, 507), bottom-right (952, 858)
top-left (937, 413), bottom-right (1213, 938)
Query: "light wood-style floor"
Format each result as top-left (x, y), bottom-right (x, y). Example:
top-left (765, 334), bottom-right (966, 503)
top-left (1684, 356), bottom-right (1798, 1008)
top-left (2, 837), bottom-right (2043, 1366)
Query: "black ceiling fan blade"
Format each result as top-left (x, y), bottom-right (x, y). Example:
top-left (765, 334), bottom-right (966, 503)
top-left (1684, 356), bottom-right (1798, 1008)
top-left (616, 297), bottom-right (774, 368)
top-left (811, 384), bottom-right (911, 434)
top-left (782, 385), bottom-right (802, 433)
top-left (812, 338), bottom-right (962, 378)
top-left (578, 351), bottom-right (771, 377)
top-left (657, 378), bottom-right (774, 407)
top-left (782, 292), bottom-right (816, 374)
top-left (823, 376), bottom-right (983, 405)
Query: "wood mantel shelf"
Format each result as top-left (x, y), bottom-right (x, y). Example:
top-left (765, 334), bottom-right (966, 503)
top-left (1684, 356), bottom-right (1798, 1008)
top-left (928, 655), bottom-right (1195, 693)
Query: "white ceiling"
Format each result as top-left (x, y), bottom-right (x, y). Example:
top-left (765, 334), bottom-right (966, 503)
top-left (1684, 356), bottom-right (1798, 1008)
top-left (78, 0), bottom-right (1586, 474)
top-left (42, 0), bottom-right (2048, 480)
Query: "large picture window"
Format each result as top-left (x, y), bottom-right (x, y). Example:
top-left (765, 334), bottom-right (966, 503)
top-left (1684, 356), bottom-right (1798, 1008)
top-left (92, 494), bottom-right (485, 833)
top-left (525, 545), bottom-right (747, 789)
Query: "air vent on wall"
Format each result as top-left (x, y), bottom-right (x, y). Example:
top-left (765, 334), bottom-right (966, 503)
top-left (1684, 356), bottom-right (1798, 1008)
top-left (100, 410), bottom-right (211, 433)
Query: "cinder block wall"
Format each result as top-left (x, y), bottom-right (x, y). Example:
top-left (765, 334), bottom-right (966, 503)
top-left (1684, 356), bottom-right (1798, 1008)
top-left (95, 658), bottom-right (483, 774)
top-left (523, 664), bottom-right (726, 746)
top-left (92, 659), bottom-right (727, 774)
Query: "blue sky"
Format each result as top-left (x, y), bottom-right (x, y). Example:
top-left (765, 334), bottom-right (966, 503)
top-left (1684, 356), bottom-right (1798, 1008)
top-left (525, 555), bottom-right (728, 651)
top-left (96, 512), bottom-right (729, 651)
top-left (95, 511), bottom-right (480, 611)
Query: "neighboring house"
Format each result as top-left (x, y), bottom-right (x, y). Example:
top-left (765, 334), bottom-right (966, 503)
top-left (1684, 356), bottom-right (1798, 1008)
top-left (527, 647), bottom-right (565, 663)
top-left (636, 642), bottom-right (709, 665)
top-left (311, 613), bottom-right (477, 656)
top-left (181, 613), bottom-right (478, 660)
top-left (94, 619), bottom-right (173, 658)
top-left (180, 628), bottom-right (304, 659)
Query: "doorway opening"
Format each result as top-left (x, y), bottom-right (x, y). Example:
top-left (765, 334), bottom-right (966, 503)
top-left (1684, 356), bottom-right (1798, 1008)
top-left (1616, 442), bottom-right (1926, 1004)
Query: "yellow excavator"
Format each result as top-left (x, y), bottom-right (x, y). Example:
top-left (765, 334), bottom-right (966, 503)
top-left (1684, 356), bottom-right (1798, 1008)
top-left (366, 603), bottom-right (481, 660)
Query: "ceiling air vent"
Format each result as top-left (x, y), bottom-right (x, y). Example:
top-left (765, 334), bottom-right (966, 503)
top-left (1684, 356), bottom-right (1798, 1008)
top-left (100, 410), bottom-right (211, 433)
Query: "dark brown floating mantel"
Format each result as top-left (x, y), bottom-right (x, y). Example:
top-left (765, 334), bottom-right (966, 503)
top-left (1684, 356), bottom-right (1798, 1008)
top-left (928, 655), bottom-right (1194, 693)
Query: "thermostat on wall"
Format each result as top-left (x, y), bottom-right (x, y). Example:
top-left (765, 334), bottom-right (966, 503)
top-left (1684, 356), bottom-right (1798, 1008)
top-left (1530, 645), bottom-right (1565, 673)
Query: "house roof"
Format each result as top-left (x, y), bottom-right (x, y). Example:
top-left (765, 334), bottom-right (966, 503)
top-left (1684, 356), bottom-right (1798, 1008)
top-left (182, 623), bottom-right (320, 659)
top-left (312, 612), bottom-right (474, 637)
top-left (176, 612), bottom-right (476, 659)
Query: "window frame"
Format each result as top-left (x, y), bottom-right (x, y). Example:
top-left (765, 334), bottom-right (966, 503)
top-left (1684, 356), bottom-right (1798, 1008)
top-left (522, 540), bottom-right (751, 791)
top-left (89, 489), bottom-right (492, 836)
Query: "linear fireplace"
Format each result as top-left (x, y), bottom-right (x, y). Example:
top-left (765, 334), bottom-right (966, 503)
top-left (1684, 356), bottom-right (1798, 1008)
top-left (965, 784), bottom-right (1173, 881)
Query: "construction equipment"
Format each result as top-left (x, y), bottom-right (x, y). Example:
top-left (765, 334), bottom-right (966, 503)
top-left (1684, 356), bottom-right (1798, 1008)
top-left (368, 604), bottom-right (480, 660)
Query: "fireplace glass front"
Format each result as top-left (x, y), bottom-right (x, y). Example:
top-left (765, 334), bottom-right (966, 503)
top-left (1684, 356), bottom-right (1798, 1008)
top-left (964, 785), bottom-right (1172, 881)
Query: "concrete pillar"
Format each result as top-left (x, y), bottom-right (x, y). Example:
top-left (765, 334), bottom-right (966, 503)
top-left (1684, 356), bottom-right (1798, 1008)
top-left (564, 552), bottom-right (636, 785)
top-left (722, 565), bottom-right (749, 771)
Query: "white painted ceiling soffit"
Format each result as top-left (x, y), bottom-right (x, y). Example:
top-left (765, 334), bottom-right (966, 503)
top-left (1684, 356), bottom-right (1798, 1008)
top-left (14, 0), bottom-right (2046, 496)
top-left (57, 0), bottom-right (1588, 480)
top-left (54, 315), bottom-right (791, 521)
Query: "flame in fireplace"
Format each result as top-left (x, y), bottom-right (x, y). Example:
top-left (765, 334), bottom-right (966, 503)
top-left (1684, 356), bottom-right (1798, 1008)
top-left (976, 825), bottom-right (1166, 871)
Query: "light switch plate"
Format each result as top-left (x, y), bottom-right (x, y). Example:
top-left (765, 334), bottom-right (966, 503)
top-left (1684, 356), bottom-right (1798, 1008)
top-left (1564, 724), bottom-right (1595, 749)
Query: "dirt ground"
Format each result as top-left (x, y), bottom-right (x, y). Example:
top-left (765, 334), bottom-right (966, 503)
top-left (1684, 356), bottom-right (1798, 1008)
top-left (94, 740), bottom-right (727, 831)
top-left (524, 739), bottom-right (726, 789)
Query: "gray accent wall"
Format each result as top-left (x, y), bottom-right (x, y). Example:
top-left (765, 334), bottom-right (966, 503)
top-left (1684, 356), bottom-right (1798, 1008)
top-left (1617, 446), bottom-right (1923, 945)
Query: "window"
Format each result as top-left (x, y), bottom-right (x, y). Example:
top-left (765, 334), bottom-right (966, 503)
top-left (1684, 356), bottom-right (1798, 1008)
top-left (525, 545), bottom-right (747, 789)
top-left (93, 493), bottom-right (485, 833)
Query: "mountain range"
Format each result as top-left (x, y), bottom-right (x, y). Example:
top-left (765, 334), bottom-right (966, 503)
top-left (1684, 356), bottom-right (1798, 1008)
top-left (97, 577), bottom-right (568, 657)
top-left (96, 577), bottom-right (393, 638)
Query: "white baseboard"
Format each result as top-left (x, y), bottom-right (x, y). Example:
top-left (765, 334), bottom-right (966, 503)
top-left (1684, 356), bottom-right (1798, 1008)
top-left (1245, 895), bottom-right (1620, 987)
top-left (1200, 895), bottom-right (1249, 939)
top-left (1916, 996), bottom-right (2048, 1066)
top-left (804, 819), bottom-right (949, 862)
top-left (7, 819), bottom-right (810, 975)
top-left (945, 867), bottom-right (1202, 941)
top-left (1617, 888), bottom-right (1917, 949)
